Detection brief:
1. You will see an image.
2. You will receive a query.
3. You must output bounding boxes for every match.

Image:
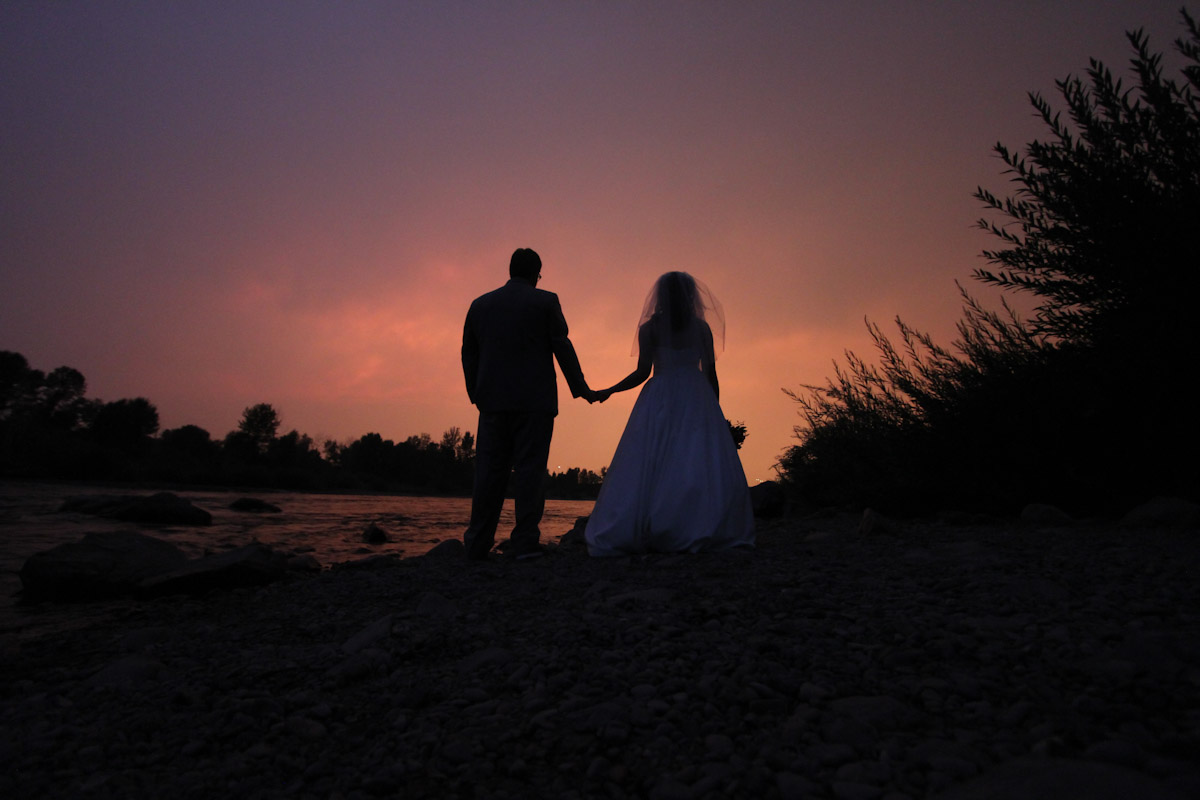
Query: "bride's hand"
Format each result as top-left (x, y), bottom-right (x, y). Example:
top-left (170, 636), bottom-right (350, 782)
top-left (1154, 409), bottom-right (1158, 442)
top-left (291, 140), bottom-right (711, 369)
top-left (597, 389), bottom-right (613, 403)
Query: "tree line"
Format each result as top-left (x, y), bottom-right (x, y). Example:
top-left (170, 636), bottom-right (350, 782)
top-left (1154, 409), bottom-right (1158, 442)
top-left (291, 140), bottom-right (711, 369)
top-left (0, 354), bottom-right (606, 498)
top-left (779, 9), bottom-right (1200, 516)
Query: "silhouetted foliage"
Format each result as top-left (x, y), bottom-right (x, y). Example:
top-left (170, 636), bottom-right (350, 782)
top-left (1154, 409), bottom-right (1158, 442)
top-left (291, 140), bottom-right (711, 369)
top-left (546, 466), bottom-right (603, 500)
top-left (974, 10), bottom-right (1200, 347)
top-left (1, 352), bottom-right (94, 429)
top-left (0, 351), bottom-right (41, 421)
top-left (221, 430), bottom-right (260, 464)
top-left (727, 419), bottom-right (748, 451)
top-left (0, 350), bottom-right (603, 497)
top-left (40, 367), bottom-right (92, 430)
top-left (441, 426), bottom-right (463, 453)
top-left (88, 398), bottom-right (160, 448)
top-left (161, 424), bottom-right (218, 459)
top-left (238, 403), bottom-right (281, 454)
top-left (781, 10), bottom-right (1200, 515)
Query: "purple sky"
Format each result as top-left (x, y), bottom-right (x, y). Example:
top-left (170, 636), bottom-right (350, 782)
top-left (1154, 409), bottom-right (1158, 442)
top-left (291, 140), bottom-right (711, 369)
top-left (2, 1), bottom-right (1190, 482)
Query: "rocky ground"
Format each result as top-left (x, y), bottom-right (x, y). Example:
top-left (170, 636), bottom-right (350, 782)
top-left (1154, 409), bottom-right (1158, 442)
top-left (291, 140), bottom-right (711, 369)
top-left (2, 513), bottom-right (1199, 799)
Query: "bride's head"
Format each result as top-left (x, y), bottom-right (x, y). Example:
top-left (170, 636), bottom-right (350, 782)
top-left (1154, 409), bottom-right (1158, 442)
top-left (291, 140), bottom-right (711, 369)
top-left (654, 272), bottom-right (703, 331)
top-left (634, 271), bottom-right (725, 356)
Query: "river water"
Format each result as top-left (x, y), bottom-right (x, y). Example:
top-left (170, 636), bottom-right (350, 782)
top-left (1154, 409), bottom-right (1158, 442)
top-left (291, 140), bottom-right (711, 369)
top-left (0, 481), bottom-right (594, 619)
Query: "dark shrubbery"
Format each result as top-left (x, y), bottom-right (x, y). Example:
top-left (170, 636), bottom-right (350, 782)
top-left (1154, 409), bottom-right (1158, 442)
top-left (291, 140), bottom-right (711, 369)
top-left (781, 10), bottom-right (1200, 516)
top-left (1, 349), bottom-right (602, 497)
top-left (1, 352), bottom-right (562, 496)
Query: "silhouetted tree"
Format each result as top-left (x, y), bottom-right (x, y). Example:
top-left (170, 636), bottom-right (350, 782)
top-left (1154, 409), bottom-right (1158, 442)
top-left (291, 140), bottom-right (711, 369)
top-left (344, 432), bottom-right (392, 476)
top-left (782, 10), bottom-right (1200, 513)
top-left (40, 367), bottom-right (92, 430)
top-left (322, 438), bottom-right (345, 466)
top-left (441, 426), bottom-right (463, 453)
top-left (238, 403), bottom-right (281, 454)
top-left (974, 10), bottom-right (1200, 348)
top-left (547, 466), bottom-right (603, 499)
top-left (161, 424), bottom-right (218, 458)
top-left (0, 351), bottom-right (43, 421)
top-left (89, 398), bottom-right (160, 448)
top-left (268, 429), bottom-right (318, 466)
top-left (0, 347), bottom-right (598, 492)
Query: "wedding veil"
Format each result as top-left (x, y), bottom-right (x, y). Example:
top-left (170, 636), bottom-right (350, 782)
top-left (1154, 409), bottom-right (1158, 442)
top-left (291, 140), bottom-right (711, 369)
top-left (631, 271), bottom-right (725, 359)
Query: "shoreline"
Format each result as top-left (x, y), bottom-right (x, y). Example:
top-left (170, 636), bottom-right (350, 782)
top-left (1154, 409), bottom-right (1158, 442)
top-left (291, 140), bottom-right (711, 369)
top-left (0, 476), bottom-right (601, 504)
top-left (3, 516), bottom-right (1199, 798)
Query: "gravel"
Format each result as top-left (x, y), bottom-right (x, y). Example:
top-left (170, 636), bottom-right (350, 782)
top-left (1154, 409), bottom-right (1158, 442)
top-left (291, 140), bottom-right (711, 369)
top-left (2, 513), bottom-right (1199, 799)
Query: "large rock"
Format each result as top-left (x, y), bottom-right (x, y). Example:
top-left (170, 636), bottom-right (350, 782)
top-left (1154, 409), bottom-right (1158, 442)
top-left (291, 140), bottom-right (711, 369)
top-left (229, 497), bottom-right (282, 513)
top-left (422, 539), bottom-right (464, 559)
top-left (362, 522), bottom-right (390, 544)
top-left (556, 517), bottom-right (589, 552)
top-left (1020, 503), bottom-right (1073, 525)
top-left (19, 530), bottom-right (189, 601)
top-left (138, 542), bottom-right (290, 597)
top-left (60, 492), bottom-right (212, 526)
top-left (1121, 496), bottom-right (1200, 528)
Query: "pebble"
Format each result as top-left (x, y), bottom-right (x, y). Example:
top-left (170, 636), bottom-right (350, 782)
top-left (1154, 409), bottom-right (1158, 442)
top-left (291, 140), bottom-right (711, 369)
top-left (1, 518), bottom-right (1198, 798)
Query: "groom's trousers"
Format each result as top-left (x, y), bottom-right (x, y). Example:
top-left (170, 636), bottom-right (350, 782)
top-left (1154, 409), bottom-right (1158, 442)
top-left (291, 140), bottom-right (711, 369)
top-left (464, 410), bottom-right (554, 559)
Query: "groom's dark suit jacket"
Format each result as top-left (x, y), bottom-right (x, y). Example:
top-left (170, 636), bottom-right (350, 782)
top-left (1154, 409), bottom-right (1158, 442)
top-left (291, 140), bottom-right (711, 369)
top-left (462, 277), bottom-right (588, 416)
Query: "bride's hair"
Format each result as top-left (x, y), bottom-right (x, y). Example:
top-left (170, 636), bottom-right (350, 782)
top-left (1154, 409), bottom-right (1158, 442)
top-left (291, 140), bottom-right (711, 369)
top-left (660, 272), bottom-right (700, 331)
top-left (633, 271), bottom-right (725, 358)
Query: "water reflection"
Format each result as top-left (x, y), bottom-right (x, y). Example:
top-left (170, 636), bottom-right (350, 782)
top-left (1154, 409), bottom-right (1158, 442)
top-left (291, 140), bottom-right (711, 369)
top-left (0, 482), bottom-right (594, 610)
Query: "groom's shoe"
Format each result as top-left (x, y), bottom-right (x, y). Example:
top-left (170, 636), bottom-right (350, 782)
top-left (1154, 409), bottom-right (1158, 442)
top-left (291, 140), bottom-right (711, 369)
top-left (509, 542), bottom-right (545, 561)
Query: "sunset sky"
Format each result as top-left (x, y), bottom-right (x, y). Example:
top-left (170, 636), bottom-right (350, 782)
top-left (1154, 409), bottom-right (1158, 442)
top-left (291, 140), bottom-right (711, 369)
top-left (2, 1), bottom-right (1190, 483)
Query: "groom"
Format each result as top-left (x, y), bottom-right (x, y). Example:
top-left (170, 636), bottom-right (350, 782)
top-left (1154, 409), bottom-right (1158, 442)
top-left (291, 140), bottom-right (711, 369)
top-left (461, 248), bottom-right (593, 560)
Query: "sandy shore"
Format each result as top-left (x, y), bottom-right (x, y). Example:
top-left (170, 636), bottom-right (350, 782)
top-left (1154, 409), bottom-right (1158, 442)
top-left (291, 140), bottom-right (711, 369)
top-left (2, 514), bottom-right (1199, 799)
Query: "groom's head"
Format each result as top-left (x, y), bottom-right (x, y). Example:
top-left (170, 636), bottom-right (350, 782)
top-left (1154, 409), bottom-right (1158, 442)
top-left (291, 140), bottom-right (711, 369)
top-left (510, 248), bottom-right (541, 283)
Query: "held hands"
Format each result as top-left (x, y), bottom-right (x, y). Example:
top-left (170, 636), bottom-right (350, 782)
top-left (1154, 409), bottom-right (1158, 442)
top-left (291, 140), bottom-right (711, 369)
top-left (583, 387), bottom-right (613, 404)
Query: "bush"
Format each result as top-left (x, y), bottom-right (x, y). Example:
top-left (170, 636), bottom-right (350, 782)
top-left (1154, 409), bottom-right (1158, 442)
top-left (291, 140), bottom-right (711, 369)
top-left (782, 10), bottom-right (1200, 515)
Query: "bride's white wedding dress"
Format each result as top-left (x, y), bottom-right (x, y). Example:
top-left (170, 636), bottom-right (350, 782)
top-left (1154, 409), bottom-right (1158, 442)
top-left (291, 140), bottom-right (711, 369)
top-left (585, 341), bottom-right (756, 556)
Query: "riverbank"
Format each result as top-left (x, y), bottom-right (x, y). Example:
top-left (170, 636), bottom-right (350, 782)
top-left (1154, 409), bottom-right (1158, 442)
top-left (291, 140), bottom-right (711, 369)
top-left (2, 514), bottom-right (1198, 799)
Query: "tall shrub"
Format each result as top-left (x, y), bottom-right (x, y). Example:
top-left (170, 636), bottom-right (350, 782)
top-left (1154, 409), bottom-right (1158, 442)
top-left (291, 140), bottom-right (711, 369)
top-left (783, 10), bottom-right (1200, 514)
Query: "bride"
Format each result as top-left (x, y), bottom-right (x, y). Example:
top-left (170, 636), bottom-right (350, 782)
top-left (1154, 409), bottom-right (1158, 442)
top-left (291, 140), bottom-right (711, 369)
top-left (586, 272), bottom-right (755, 556)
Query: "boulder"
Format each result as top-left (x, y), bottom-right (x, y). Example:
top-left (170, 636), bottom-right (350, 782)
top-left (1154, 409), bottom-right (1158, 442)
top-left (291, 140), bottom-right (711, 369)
top-left (362, 522), bottom-right (390, 544)
top-left (749, 480), bottom-right (786, 518)
top-left (60, 492), bottom-right (212, 526)
top-left (138, 542), bottom-right (290, 597)
top-left (19, 530), bottom-right (189, 601)
top-left (556, 517), bottom-right (589, 552)
top-left (1121, 496), bottom-right (1200, 528)
top-left (334, 554), bottom-right (402, 571)
top-left (1020, 503), bottom-right (1074, 525)
top-left (287, 553), bottom-right (322, 571)
top-left (422, 539), bottom-right (464, 559)
top-left (229, 497), bottom-right (282, 513)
